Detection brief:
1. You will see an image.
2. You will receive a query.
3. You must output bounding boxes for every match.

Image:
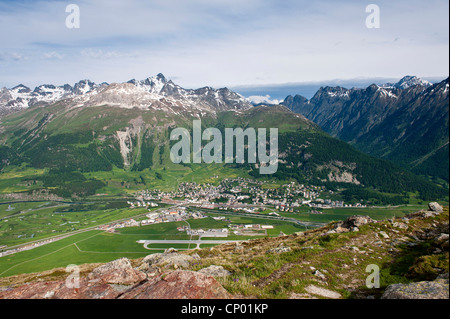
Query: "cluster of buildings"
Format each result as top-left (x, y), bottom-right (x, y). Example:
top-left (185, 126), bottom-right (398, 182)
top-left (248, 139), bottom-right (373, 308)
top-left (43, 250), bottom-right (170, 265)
top-left (231, 224), bottom-right (274, 231)
top-left (140, 208), bottom-right (203, 225)
top-left (176, 216), bottom-right (275, 238)
top-left (132, 178), bottom-right (368, 217)
top-left (127, 200), bottom-right (158, 208)
top-left (136, 178), bottom-right (329, 212)
top-left (309, 199), bottom-right (366, 209)
top-left (185, 228), bottom-right (229, 238)
top-left (96, 207), bottom-right (207, 232)
top-left (228, 223), bottom-right (274, 236)
top-left (97, 218), bottom-right (140, 232)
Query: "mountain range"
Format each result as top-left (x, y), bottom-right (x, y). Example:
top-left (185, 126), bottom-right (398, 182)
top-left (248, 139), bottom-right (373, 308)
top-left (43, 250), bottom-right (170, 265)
top-left (281, 76), bottom-right (449, 182)
top-left (0, 73), bottom-right (252, 118)
top-left (0, 74), bottom-right (447, 203)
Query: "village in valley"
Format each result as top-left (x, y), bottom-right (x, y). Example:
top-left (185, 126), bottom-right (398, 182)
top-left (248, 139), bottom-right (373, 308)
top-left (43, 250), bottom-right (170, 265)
top-left (97, 177), bottom-right (367, 236)
top-left (134, 177), bottom-right (366, 212)
top-left (0, 177), bottom-right (370, 258)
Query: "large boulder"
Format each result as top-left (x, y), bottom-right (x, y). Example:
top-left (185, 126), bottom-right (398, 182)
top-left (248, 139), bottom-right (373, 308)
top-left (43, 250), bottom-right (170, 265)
top-left (382, 278), bottom-right (449, 299)
top-left (342, 215), bottom-right (375, 228)
top-left (435, 233), bottom-right (449, 250)
top-left (428, 202), bottom-right (444, 213)
top-left (88, 258), bottom-right (147, 285)
top-left (140, 251), bottom-right (195, 270)
top-left (119, 270), bottom-right (232, 299)
top-left (329, 215), bottom-right (375, 234)
top-left (198, 265), bottom-right (232, 278)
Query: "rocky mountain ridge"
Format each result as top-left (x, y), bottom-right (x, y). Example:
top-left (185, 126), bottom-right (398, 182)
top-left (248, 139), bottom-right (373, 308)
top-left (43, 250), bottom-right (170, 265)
top-left (281, 76), bottom-right (449, 181)
top-left (0, 73), bottom-right (252, 118)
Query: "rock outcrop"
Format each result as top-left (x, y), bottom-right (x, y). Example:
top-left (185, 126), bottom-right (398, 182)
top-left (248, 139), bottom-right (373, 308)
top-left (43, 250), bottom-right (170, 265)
top-left (139, 249), bottom-right (197, 271)
top-left (304, 284), bottom-right (342, 299)
top-left (197, 265), bottom-right (232, 278)
top-left (405, 203), bottom-right (446, 220)
top-left (266, 246), bottom-right (292, 254)
top-left (0, 279), bottom-right (123, 299)
top-left (0, 257), bottom-right (231, 299)
top-left (119, 270), bottom-right (232, 299)
top-left (428, 202), bottom-right (444, 213)
top-left (87, 257), bottom-right (147, 285)
top-left (0, 257), bottom-right (149, 299)
top-left (382, 275), bottom-right (449, 299)
top-left (328, 215), bottom-right (375, 233)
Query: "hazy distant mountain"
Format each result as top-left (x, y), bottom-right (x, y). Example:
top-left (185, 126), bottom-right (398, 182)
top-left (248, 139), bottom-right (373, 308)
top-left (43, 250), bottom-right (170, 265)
top-left (281, 76), bottom-right (449, 181)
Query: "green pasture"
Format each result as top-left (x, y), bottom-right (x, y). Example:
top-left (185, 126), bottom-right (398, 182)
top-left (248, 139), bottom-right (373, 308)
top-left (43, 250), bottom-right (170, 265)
top-left (0, 200), bottom-right (150, 247)
top-left (281, 204), bottom-right (428, 224)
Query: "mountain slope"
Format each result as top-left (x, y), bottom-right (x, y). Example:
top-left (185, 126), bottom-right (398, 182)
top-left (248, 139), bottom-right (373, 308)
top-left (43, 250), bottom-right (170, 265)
top-left (0, 88), bottom-right (447, 203)
top-left (281, 76), bottom-right (449, 182)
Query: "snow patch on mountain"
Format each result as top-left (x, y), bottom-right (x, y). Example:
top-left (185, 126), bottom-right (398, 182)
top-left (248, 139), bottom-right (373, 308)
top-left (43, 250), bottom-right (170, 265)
top-left (376, 87), bottom-right (398, 99)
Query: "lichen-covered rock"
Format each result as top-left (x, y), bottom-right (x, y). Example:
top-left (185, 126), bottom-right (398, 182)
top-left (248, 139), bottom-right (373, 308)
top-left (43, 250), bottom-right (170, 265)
top-left (198, 265), bottom-right (231, 278)
top-left (435, 233), bottom-right (449, 248)
top-left (0, 269), bottom-right (232, 299)
top-left (53, 278), bottom-right (123, 299)
top-left (119, 270), bottom-right (232, 299)
top-left (342, 215), bottom-right (375, 228)
top-left (392, 221), bottom-right (409, 230)
top-left (266, 246), bottom-right (292, 254)
top-left (0, 277), bottom-right (125, 299)
top-left (88, 258), bottom-right (147, 285)
top-left (141, 251), bottom-right (195, 270)
top-left (0, 258), bottom-right (150, 299)
top-left (382, 278), bottom-right (449, 299)
top-left (304, 284), bottom-right (341, 299)
top-left (0, 281), bottom-right (63, 299)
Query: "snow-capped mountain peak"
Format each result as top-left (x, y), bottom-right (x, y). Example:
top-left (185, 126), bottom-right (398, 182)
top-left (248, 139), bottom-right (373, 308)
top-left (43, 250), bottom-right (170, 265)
top-left (0, 73), bottom-right (252, 117)
top-left (394, 75), bottom-right (432, 89)
top-left (382, 76), bottom-right (432, 90)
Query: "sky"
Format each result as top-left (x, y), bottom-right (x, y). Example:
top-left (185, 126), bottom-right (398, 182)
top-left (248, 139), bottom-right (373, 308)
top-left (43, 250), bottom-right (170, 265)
top-left (0, 0), bottom-right (448, 98)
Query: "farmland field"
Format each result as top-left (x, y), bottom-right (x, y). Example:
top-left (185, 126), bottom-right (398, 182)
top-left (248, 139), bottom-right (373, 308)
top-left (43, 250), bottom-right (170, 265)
top-left (0, 212), bottom-right (304, 276)
top-left (278, 205), bottom-right (427, 224)
top-left (0, 196), bottom-right (433, 278)
top-left (0, 200), bottom-right (152, 247)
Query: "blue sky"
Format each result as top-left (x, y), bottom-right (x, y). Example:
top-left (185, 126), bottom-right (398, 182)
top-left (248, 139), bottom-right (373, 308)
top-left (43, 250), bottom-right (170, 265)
top-left (0, 0), bottom-right (448, 95)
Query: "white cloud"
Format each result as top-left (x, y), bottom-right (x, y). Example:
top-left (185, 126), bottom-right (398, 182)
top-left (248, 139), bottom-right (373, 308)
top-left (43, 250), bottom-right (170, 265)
top-left (0, 0), bottom-right (448, 89)
top-left (43, 51), bottom-right (64, 60)
top-left (247, 95), bottom-right (281, 105)
top-left (10, 52), bottom-right (28, 61)
top-left (80, 48), bottom-right (136, 60)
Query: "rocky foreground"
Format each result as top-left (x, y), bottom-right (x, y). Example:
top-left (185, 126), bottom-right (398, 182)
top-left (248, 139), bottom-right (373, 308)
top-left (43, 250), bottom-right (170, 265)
top-left (0, 202), bottom-right (448, 299)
